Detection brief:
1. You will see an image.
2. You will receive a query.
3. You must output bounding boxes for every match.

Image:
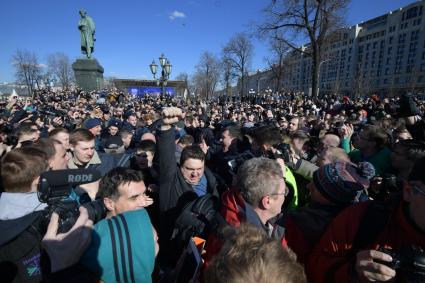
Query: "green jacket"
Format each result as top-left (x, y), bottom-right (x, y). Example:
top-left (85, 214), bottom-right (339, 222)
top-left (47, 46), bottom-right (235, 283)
top-left (349, 147), bottom-right (391, 176)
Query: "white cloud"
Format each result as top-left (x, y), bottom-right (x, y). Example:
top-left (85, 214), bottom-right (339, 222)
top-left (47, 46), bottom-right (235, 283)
top-left (169, 10), bottom-right (186, 20)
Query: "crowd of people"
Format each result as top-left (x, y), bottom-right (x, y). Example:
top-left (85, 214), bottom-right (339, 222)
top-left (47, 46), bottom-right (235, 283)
top-left (1, 86), bottom-right (425, 283)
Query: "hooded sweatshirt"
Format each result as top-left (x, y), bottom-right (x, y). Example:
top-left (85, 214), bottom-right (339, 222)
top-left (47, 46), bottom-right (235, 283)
top-left (0, 192), bottom-right (47, 283)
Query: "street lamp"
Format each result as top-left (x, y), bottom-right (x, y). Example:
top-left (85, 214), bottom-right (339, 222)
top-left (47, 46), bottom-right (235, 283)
top-left (149, 53), bottom-right (172, 97)
top-left (256, 70), bottom-right (267, 94)
top-left (317, 59), bottom-right (331, 97)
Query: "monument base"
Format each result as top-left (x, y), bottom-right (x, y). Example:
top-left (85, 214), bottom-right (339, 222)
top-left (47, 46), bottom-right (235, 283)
top-left (72, 58), bottom-right (104, 91)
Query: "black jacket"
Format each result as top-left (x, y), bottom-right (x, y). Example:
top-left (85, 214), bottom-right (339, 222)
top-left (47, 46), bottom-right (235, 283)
top-left (157, 127), bottom-right (220, 265)
top-left (0, 212), bottom-right (44, 283)
top-left (157, 128), bottom-right (219, 214)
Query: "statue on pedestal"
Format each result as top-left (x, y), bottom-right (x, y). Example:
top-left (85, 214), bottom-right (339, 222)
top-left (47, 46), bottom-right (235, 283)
top-left (78, 10), bottom-right (95, 59)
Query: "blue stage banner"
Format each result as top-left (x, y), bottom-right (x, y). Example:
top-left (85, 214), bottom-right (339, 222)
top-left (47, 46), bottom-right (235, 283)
top-left (127, 86), bottom-right (175, 98)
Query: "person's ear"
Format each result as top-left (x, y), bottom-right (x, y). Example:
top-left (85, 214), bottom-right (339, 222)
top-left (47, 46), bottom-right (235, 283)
top-left (31, 176), bottom-right (41, 192)
top-left (260, 195), bottom-right (271, 210)
top-left (103, 198), bottom-right (115, 212)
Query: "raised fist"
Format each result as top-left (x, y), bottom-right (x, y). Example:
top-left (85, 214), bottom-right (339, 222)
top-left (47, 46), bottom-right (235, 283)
top-left (162, 107), bottom-right (182, 126)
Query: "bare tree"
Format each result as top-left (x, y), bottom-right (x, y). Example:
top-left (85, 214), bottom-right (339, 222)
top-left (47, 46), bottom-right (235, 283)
top-left (220, 55), bottom-right (236, 100)
top-left (175, 72), bottom-right (190, 93)
top-left (222, 33), bottom-right (253, 98)
top-left (12, 49), bottom-right (43, 97)
top-left (354, 64), bottom-right (374, 98)
top-left (47, 53), bottom-right (74, 90)
top-left (265, 33), bottom-right (289, 91)
top-left (193, 52), bottom-right (220, 101)
top-left (260, 0), bottom-right (349, 97)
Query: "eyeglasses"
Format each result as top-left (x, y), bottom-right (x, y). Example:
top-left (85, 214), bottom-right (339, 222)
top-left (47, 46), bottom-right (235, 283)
top-left (411, 183), bottom-right (425, 197)
top-left (270, 189), bottom-right (289, 197)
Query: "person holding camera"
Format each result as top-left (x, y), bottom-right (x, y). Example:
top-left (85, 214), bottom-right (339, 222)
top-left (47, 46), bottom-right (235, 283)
top-left (285, 161), bottom-right (374, 265)
top-left (369, 139), bottom-right (425, 201)
top-left (0, 147), bottom-right (50, 282)
top-left (249, 124), bottom-right (298, 208)
top-left (306, 157), bottom-right (425, 283)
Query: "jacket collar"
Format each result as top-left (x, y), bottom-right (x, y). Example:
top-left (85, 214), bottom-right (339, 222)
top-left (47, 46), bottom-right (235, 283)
top-left (68, 150), bottom-right (102, 169)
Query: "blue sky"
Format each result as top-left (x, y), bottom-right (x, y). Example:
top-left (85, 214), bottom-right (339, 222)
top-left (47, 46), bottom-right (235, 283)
top-left (0, 0), bottom-right (417, 83)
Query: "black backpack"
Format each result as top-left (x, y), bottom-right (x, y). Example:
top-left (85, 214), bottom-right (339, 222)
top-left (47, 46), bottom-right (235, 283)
top-left (171, 193), bottom-right (222, 245)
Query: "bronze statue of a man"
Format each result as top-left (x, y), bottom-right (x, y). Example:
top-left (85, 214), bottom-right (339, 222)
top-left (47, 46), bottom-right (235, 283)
top-left (78, 10), bottom-right (96, 59)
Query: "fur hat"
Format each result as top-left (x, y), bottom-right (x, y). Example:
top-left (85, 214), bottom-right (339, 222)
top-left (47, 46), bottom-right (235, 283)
top-left (313, 162), bottom-right (375, 205)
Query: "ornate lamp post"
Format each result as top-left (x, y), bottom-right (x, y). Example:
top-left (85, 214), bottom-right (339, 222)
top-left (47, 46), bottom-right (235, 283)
top-left (149, 53), bottom-right (172, 97)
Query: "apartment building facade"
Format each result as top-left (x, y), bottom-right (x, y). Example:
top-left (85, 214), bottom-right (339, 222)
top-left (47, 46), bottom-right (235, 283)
top-left (252, 0), bottom-right (425, 97)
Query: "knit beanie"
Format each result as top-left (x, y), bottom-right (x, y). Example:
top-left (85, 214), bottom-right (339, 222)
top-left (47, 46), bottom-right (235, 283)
top-left (313, 162), bottom-right (375, 205)
top-left (84, 118), bottom-right (102, 129)
top-left (80, 209), bottom-right (156, 283)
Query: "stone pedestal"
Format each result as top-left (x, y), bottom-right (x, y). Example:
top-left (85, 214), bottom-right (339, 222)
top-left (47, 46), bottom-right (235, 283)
top-left (72, 58), bottom-right (104, 91)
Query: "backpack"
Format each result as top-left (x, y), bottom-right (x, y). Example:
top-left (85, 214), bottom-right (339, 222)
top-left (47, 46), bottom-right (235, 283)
top-left (171, 194), bottom-right (222, 246)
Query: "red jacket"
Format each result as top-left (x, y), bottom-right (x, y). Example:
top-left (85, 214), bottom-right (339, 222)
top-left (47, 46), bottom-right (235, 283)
top-left (285, 203), bottom-right (343, 264)
top-left (203, 189), bottom-right (286, 268)
top-left (306, 200), bottom-right (425, 283)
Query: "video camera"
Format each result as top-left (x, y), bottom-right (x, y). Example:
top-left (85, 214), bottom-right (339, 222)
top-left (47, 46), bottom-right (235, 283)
top-left (38, 107), bottom-right (66, 118)
top-left (377, 246), bottom-right (425, 282)
top-left (227, 151), bottom-right (256, 175)
top-left (38, 168), bottom-right (106, 233)
top-left (266, 143), bottom-right (292, 164)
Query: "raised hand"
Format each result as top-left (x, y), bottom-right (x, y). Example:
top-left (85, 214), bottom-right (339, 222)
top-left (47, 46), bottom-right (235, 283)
top-left (162, 107), bottom-right (182, 126)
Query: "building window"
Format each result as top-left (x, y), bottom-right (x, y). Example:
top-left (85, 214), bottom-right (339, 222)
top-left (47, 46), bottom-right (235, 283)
top-left (406, 6), bottom-right (419, 20)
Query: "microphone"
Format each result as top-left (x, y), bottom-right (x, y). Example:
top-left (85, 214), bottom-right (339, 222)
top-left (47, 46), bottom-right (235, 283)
top-left (38, 169), bottom-right (101, 202)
